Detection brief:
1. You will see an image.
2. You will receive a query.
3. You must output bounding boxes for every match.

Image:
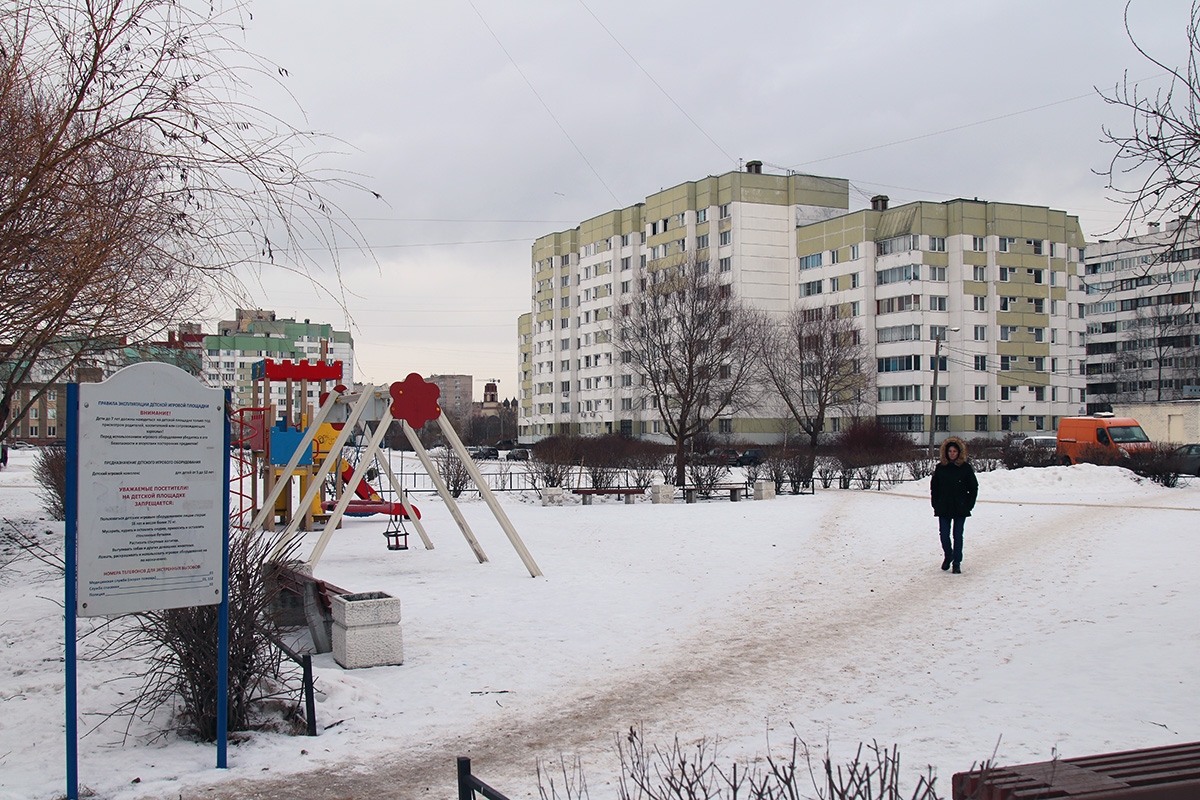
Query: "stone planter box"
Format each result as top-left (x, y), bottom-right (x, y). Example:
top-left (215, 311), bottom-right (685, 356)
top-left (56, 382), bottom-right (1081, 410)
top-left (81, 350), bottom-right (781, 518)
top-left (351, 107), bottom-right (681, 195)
top-left (650, 484), bottom-right (675, 504)
top-left (541, 486), bottom-right (563, 506)
top-left (331, 591), bottom-right (403, 669)
top-left (754, 479), bottom-right (776, 501)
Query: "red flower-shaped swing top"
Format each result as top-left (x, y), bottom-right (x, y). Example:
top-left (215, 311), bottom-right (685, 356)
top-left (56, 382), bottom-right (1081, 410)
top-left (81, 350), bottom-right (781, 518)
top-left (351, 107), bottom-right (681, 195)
top-left (389, 373), bottom-right (441, 429)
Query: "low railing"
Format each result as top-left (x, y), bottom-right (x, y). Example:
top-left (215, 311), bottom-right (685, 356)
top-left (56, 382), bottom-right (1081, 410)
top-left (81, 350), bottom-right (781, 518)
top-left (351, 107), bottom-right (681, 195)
top-left (457, 757), bottom-right (514, 800)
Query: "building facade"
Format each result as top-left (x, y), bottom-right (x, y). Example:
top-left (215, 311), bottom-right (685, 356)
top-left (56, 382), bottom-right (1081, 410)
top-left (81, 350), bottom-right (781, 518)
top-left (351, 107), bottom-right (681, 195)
top-left (428, 374), bottom-right (474, 424)
top-left (519, 164), bottom-right (850, 441)
top-left (518, 163), bottom-right (1090, 444)
top-left (203, 309), bottom-right (354, 410)
top-left (1081, 223), bottom-right (1200, 411)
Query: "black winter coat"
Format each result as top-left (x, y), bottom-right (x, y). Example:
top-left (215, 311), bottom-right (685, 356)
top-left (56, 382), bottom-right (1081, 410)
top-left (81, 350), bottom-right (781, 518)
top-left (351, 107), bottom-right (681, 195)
top-left (930, 461), bottom-right (978, 518)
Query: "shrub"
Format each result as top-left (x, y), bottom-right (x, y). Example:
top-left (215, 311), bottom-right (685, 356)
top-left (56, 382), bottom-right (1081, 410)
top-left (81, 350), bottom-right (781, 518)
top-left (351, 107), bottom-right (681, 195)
top-left (687, 461), bottom-right (729, 495)
top-left (32, 445), bottom-right (67, 520)
top-left (434, 448), bottom-right (472, 497)
top-left (1125, 442), bottom-right (1182, 487)
top-left (833, 421), bottom-right (916, 469)
top-left (783, 450), bottom-right (815, 493)
top-left (999, 434), bottom-right (1056, 470)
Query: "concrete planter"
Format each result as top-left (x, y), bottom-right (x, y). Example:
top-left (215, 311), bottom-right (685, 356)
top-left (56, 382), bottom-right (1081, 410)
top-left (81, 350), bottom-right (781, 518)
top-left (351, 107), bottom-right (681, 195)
top-left (754, 479), bottom-right (776, 501)
top-left (331, 591), bottom-right (403, 669)
top-left (541, 486), bottom-right (564, 506)
top-left (650, 484), bottom-right (675, 504)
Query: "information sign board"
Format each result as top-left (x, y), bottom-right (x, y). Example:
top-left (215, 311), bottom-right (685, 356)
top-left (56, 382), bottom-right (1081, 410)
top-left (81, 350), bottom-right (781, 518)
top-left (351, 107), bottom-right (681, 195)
top-left (75, 363), bottom-right (225, 616)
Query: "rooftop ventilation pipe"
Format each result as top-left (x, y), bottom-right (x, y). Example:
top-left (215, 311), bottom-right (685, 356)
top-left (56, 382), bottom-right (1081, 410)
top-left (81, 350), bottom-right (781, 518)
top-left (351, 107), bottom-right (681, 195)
top-left (871, 195), bottom-right (889, 211)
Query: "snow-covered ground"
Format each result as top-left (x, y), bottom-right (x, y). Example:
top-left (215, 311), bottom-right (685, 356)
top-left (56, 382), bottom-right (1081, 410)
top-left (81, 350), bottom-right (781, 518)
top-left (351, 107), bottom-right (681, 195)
top-left (1, 449), bottom-right (1197, 800)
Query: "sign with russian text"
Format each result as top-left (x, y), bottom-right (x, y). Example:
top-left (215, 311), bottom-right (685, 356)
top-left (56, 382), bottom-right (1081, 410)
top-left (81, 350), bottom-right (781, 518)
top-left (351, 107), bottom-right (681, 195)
top-left (76, 363), bottom-right (225, 617)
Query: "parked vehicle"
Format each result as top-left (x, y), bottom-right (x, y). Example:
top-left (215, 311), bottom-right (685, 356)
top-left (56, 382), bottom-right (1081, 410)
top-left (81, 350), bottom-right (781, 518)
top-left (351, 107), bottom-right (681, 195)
top-left (700, 447), bottom-right (740, 466)
top-left (1021, 435), bottom-right (1058, 451)
top-left (473, 446), bottom-right (499, 460)
top-left (505, 448), bottom-right (530, 461)
top-left (1056, 415), bottom-right (1151, 465)
top-left (737, 448), bottom-right (766, 466)
top-left (1170, 444), bottom-right (1200, 476)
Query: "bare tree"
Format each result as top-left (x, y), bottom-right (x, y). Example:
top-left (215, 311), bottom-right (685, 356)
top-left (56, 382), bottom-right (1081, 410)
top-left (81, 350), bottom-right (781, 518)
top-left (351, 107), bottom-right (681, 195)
top-left (623, 257), bottom-right (761, 484)
top-left (0, 0), bottom-right (365, 438)
top-left (1100, 2), bottom-right (1200, 242)
top-left (757, 304), bottom-right (872, 451)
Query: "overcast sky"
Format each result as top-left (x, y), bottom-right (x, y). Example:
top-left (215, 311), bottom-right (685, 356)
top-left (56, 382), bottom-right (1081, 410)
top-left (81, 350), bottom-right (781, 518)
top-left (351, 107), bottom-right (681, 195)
top-left (216, 0), bottom-right (1193, 399)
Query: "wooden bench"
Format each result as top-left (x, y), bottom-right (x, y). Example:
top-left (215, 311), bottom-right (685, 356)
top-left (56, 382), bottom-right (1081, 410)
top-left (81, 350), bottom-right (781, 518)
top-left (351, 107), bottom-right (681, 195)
top-left (571, 487), bottom-right (646, 505)
top-left (275, 565), bottom-right (351, 654)
top-left (953, 741), bottom-right (1200, 799)
top-left (681, 484), bottom-right (746, 503)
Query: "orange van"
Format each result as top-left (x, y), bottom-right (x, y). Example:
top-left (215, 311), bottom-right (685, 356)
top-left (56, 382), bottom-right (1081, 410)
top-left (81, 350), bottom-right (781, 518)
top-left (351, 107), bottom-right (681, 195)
top-left (1056, 415), bottom-right (1151, 465)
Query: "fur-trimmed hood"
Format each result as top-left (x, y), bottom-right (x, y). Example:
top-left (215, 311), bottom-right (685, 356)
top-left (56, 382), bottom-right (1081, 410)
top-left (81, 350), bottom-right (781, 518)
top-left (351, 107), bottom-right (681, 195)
top-left (939, 436), bottom-right (968, 466)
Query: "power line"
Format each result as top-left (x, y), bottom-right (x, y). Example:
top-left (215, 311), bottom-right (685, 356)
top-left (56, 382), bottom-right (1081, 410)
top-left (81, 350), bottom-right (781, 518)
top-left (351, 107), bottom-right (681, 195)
top-left (467, 0), bottom-right (621, 206)
top-left (575, 0), bottom-right (736, 167)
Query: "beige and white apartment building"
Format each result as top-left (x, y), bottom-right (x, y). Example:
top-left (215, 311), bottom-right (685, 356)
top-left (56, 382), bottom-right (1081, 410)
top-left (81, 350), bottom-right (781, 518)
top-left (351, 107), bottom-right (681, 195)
top-left (518, 163), bottom-right (1090, 444)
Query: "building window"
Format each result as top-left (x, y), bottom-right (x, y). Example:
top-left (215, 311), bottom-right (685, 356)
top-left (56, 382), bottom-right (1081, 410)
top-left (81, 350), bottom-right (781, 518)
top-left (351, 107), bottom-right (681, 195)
top-left (719, 257), bottom-right (732, 272)
top-left (800, 279), bottom-right (823, 297)
top-left (1027, 239), bottom-right (1044, 255)
top-left (718, 230), bottom-right (732, 246)
top-left (697, 208), bottom-right (707, 223)
top-left (999, 325), bottom-right (1017, 341)
top-left (975, 414), bottom-right (989, 432)
top-left (928, 266), bottom-right (947, 281)
top-left (973, 264), bottom-right (987, 281)
top-left (876, 295), bottom-right (920, 314)
top-left (878, 414), bottom-right (924, 432)
top-left (974, 355), bottom-right (988, 371)
top-left (1000, 385), bottom-right (1013, 400)
top-left (850, 244), bottom-right (860, 260)
top-left (1000, 355), bottom-right (1012, 371)
top-left (975, 386), bottom-right (987, 401)
top-left (998, 237), bottom-right (1015, 252)
top-left (929, 325), bottom-right (947, 340)
top-left (929, 296), bottom-right (947, 311)
top-left (1028, 268), bottom-right (1044, 283)
top-left (974, 325), bottom-right (987, 341)
top-left (876, 263), bottom-right (918, 284)
top-left (799, 253), bottom-right (823, 271)
top-left (973, 296), bottom-right (987, 311)
top-left (696, 260), bottom-right (709, 273)
top-left (879, 385), bottom-right (921, 402)
top-left (929, 356), bottom-right (948, 371)
top-left (718, 203), bottom-right (731, 219)
top-left (718, 418), bottom-right (732, 434)
top-left (972, 236), bottom-right (985, 252)
top-left (830, 249), bottom-right (840, 264)
top-left (928, 236), bottom-right (946, 252)
top-left (697, 233), bottom-right (709, 249)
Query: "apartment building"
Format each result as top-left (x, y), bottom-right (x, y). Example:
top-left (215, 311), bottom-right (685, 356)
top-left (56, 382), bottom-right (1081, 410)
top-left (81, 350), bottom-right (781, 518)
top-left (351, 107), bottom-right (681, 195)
top-left (518, 163), bottom-right (1088, 444)
top-left (428, 374), bottom-right (474, 424)
top-left (795, 197), bottom-right (1087, 438)
top-left (519, 163), bottom-right (850, 440)
top-left (203, 309), bottom-right (354, 410)
top-left (1082, 222), bottom-right (1200, 411)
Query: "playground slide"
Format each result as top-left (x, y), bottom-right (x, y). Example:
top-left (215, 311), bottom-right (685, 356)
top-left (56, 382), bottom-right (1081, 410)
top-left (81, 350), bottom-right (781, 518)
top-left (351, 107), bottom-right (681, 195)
top-left (341, 462), bottom-right (382, 502)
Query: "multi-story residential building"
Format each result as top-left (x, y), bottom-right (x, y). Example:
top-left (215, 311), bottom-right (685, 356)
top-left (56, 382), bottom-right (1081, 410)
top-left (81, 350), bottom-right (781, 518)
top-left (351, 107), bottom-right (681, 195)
top-left (428, 374), bottom-right (474, 424)
top-left (1082, 222), bottom-right (1200, 411)
top-left (203, 309), bottom-right (353, 410)
top-left (518, 163), bottom-right (1089, 444)
top-left (519, 162), bottom-right (850, 440)
top-left (795, 196), bottom-right (1087, 438)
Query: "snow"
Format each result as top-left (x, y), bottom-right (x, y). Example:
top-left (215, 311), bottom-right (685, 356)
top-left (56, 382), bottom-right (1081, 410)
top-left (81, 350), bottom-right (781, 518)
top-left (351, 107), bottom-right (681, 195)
top-left (1, 450), bottom-right (1198, 800)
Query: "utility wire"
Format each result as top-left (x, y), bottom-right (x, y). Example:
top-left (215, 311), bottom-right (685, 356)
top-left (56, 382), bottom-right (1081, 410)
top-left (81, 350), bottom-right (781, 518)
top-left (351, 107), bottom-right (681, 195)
top-left (467, 0), bottom-right (620, 206)
top-left (575, 0), bottom-right (736, 167)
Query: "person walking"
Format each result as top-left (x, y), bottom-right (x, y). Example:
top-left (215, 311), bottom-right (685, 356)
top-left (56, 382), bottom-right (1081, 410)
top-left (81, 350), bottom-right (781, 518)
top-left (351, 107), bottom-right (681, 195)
top-left (930, 436), bottom-right (977, 574)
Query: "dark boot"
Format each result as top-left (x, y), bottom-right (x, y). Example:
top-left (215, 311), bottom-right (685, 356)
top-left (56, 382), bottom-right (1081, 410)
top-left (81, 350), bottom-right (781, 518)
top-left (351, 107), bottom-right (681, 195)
top-left (952, 563), bottom-right (961, 574)
top-left (941, 556), bottom-right (952, 571)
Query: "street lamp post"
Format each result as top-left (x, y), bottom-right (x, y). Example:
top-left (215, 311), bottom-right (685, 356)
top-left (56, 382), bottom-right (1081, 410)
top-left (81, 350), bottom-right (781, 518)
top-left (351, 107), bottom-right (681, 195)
top-left (929, 327), bottom-right (959, 457)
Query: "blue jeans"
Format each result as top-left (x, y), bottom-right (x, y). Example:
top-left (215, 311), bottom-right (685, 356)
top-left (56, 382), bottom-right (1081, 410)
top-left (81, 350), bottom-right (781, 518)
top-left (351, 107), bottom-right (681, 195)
top-left (938, 517), bottom-right (964, 564)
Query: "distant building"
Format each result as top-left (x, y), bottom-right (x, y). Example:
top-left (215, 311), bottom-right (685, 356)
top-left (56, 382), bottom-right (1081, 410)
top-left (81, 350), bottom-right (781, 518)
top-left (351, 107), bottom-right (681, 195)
top-left (203, 309), bottom-right (354, 410)
top-left (428, 374), bottom-right (473, 424)
top-left (1081, 222), bottom-right (1200, 411)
